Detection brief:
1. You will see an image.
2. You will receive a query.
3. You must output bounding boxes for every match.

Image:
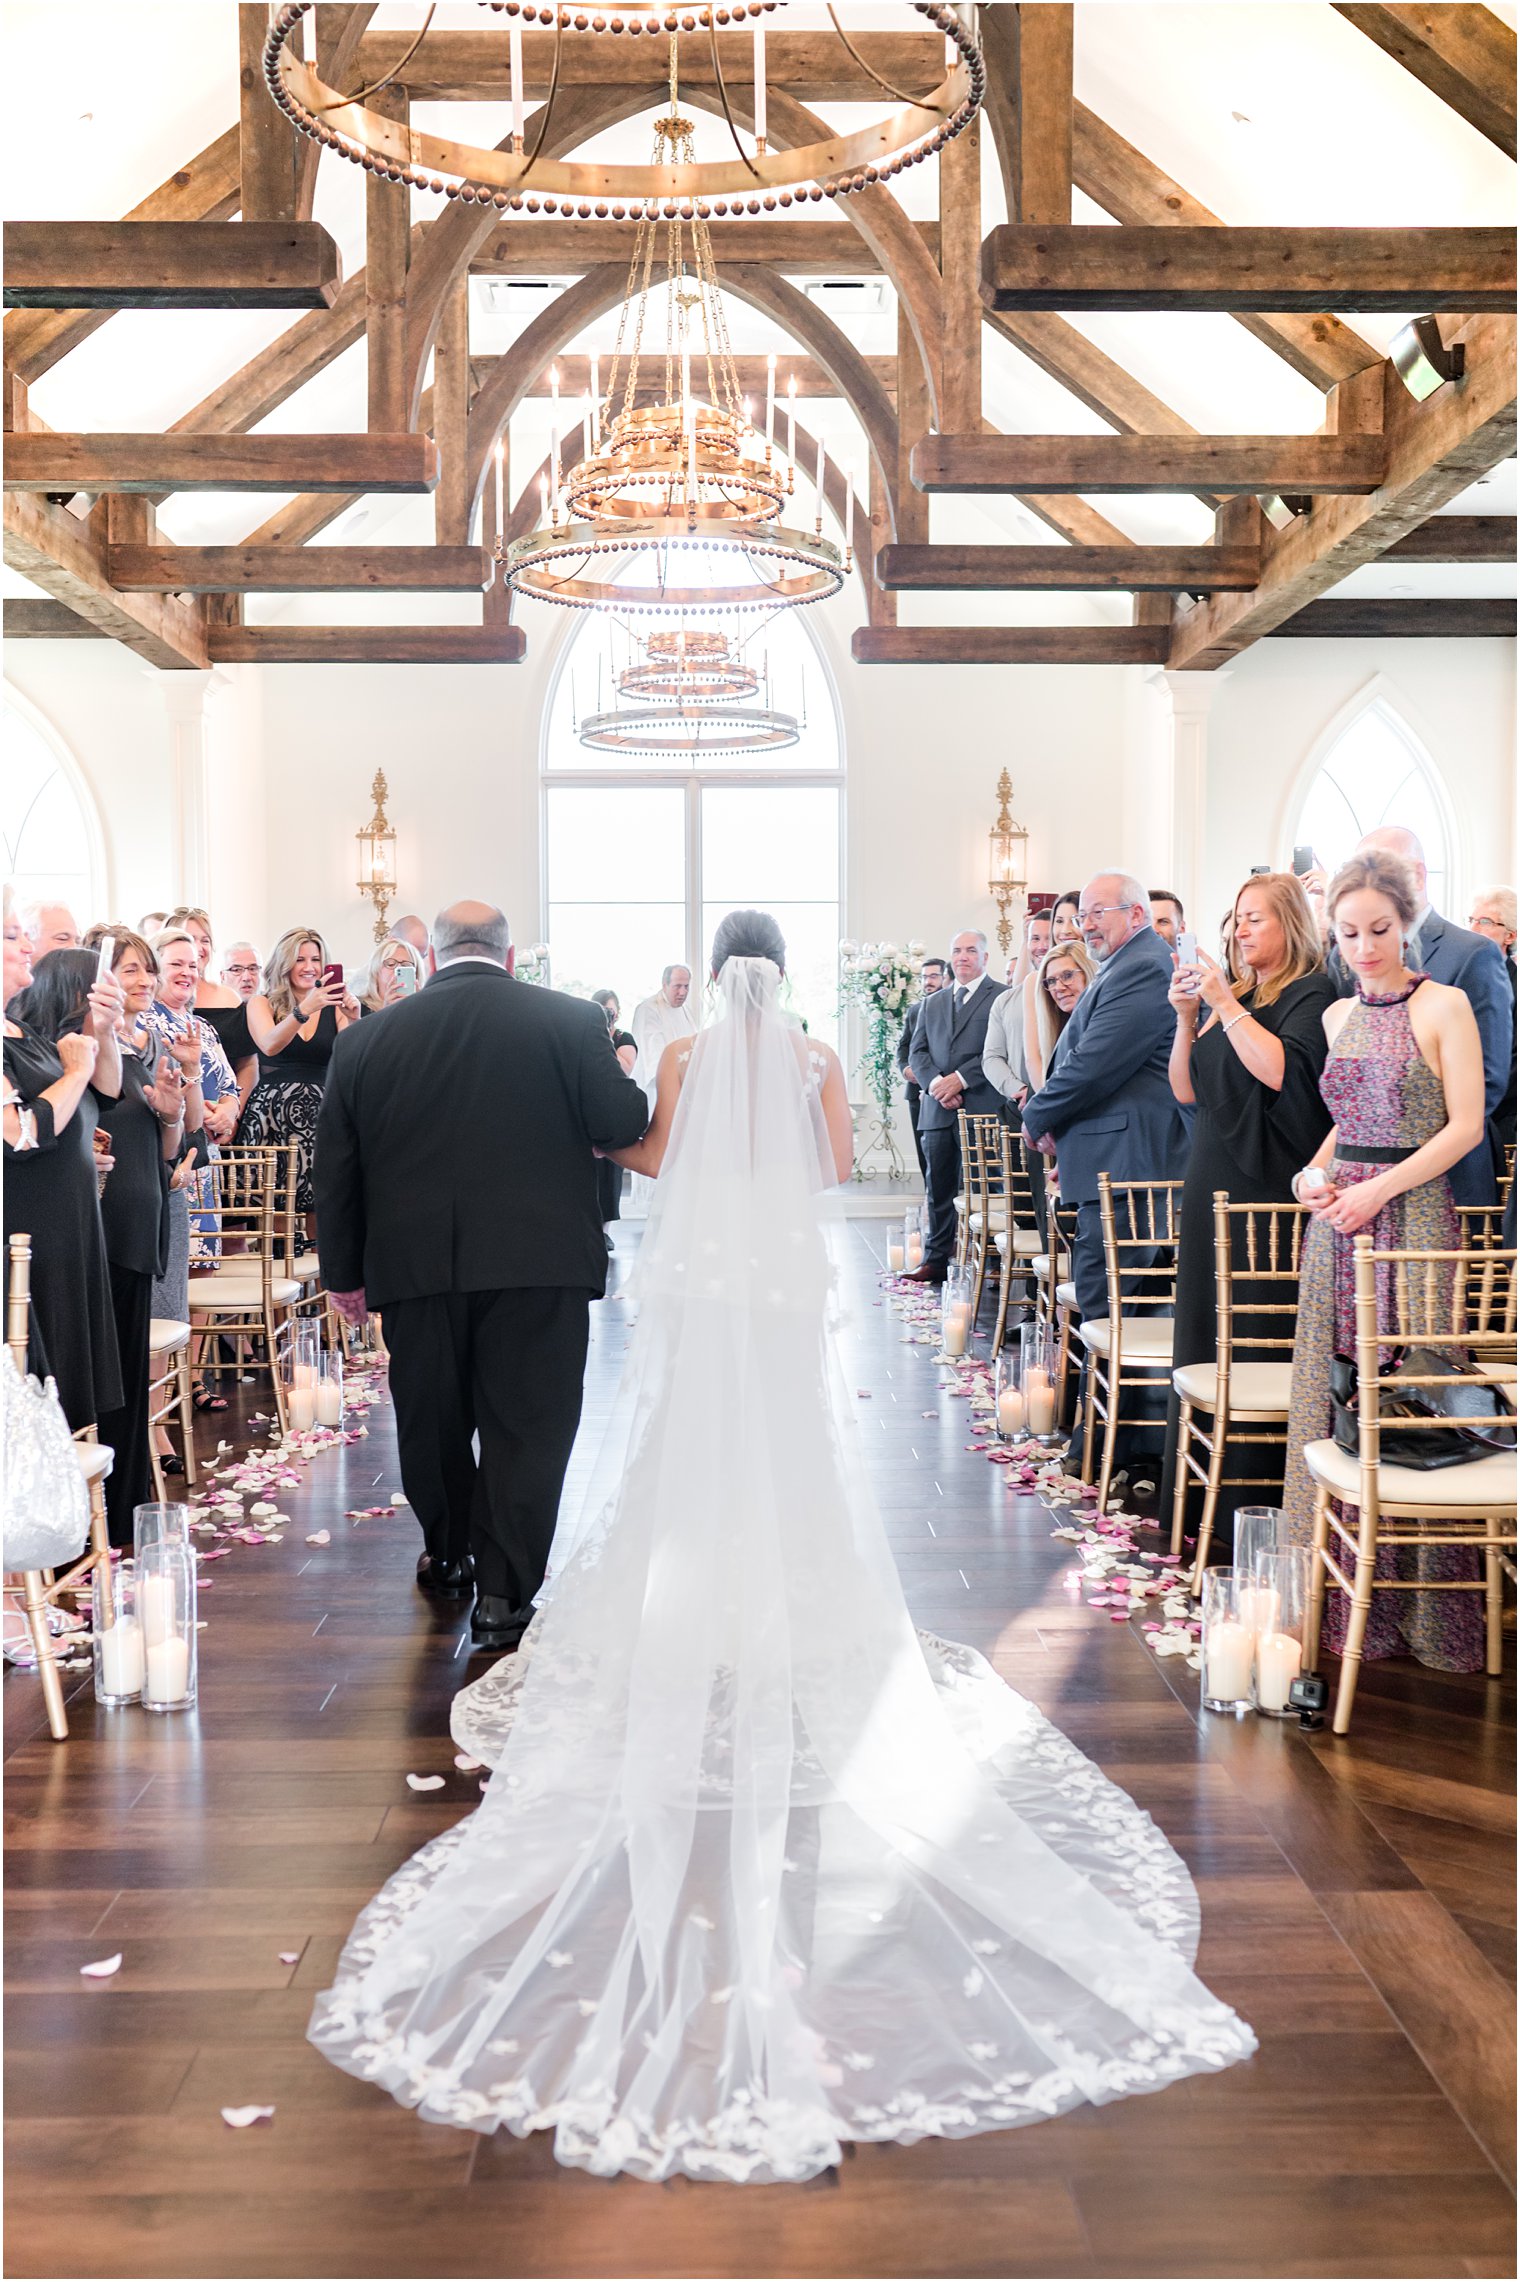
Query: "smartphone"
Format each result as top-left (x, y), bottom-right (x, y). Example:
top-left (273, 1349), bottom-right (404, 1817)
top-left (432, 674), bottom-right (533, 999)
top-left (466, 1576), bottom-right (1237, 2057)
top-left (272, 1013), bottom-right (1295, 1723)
top-left (94, 934), bottom-right (115, 977)
top-left (394, 965), bottom-right (418, 998)
top-left (1176, 931), bottom-right (1198, 967)
top-left (321, 962), bottom-right (343, 991)
top-left (92, 1127), bottom-right (111, 1157)
top-left (1293, 845), bottom-right (1316, 876)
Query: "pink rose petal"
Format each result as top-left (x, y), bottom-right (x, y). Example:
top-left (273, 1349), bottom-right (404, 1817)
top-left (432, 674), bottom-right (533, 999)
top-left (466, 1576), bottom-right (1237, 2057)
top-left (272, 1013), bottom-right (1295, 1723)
top-left (277, 1952), bottom-right (300, 1966)
top-left (79, 1954), bottom-right (122, 1979)
top-left (405, 1774), bottom-right (445, 1792)
top-left (454, 1754), bottom-right (483, 1771)
top-left (305, 1531), bottom-right (331, 1547)
top-left (221, 2106), bottom-right (276, 2129)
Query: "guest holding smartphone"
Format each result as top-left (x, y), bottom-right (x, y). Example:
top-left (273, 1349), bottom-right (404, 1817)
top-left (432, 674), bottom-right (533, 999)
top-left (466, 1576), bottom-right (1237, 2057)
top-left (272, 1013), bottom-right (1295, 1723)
top-left (243, 928), bottom-right (359, 1221)
top-left (356, 937), bottom-right (428, 1015)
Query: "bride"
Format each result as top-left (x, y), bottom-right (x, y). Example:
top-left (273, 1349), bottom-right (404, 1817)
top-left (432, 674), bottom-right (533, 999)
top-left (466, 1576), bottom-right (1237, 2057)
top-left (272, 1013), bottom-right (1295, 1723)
top-left (310, 909), bottom-right (1254, 2181)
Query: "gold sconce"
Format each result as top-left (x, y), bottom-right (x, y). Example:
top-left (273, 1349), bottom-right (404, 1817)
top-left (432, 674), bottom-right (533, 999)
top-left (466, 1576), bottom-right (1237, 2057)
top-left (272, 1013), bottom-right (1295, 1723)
top-left (987, 768), bottom-right (1029, 956)
top-left (355, 769), bottom-right (397, 943)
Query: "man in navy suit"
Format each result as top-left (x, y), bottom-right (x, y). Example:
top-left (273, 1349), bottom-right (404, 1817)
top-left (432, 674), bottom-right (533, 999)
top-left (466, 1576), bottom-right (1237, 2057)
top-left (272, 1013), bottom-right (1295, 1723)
top-left (1022, 872), bottom-right (1193, 1463)
top-left (1331, 828), bottom-right (1510, 1206)
top-left (903, 930), bottom-right (1005, 1284)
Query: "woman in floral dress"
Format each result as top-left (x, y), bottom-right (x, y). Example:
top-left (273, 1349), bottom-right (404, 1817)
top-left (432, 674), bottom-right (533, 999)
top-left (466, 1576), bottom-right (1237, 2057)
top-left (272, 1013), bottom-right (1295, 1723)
top-left (1283, 849), bottom-right (1489, 1671)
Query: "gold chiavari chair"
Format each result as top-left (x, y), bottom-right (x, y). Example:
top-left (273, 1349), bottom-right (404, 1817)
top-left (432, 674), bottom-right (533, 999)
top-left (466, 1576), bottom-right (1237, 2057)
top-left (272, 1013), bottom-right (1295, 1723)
top-left (4, 1234), bottom-right (114, 1742)
top-left (1079, 1174), bottom-right (1182, 1512)
top-left (186, 1146), bottom-right (302, 1435)
top-left (147, 1317), bottom-right (197, 1498)
top-left (1497, 1144), bottom-right (1515, 1217)
top-left (1034, 1197), bottom-right (1081, 1418)
top-left (955, 1110), bottom-right (1005, 1312)
top-left (1302, 1232), bottom-right (1517, 1735)
top-left (1173, 1195), bottom-right (1306, 1585)
top-left (989, 1126), bottom-right (1043, 1351)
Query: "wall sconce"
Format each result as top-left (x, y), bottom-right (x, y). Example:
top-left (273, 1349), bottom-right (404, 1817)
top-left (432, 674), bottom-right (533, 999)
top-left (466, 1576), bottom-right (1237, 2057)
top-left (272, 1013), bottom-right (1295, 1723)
top-left (1392, 316), bottom-right (1466, 401)
top-left (355, 768), bottom-right (397, 942)
top-left (987, 768), bottom-right (1029, 957)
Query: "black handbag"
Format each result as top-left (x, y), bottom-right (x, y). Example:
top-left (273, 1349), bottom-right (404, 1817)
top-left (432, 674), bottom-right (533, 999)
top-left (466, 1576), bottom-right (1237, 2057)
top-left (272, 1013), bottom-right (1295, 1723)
top-left (1330, 1347), bottom-right (1516, 1471)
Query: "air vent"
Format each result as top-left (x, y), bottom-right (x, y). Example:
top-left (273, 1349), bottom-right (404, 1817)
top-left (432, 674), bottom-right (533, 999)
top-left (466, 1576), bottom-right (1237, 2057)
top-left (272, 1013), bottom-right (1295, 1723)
top-left (476, 277), bottom-right (576, 312)
top-left (802, 279), bottom-right (890, 318)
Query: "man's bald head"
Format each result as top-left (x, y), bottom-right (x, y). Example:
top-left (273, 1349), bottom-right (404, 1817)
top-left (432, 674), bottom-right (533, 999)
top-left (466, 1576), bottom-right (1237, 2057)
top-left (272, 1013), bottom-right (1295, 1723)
top-left (1357, 826), bottom-right (1428, 902)
top-left (389, 914), bottom-right (430, 957)
top-left (433, 901), bottom-right (511, 966)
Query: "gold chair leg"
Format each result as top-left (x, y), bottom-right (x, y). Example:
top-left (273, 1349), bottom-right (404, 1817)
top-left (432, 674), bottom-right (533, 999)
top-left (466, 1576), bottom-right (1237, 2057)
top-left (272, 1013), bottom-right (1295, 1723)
top-left (1054, 1306), bottom-right (1072, 1416)
top-left (1332, 1509), bottom-right (1377, 1736)
top-left (268, 1309), bottom-right (290, 1437)
top-left (1188, 1406), bottom-right (1226, 1592)
top-left (1485, 1540), bottom-right (1504, 1678)
top-left (1303, 1487), bottom-right (1330, 1671)
top-left (177, 1348), bottom-right (198, 1488)
top-left (1170, 1399), bottom-right (1193, 1559)
top-left (148, 1410), bottom-right (165, 1504)
top-left (992, 1249), bottom-right (1012, 1354)
top-left (1095, 1365), bottom-right (1119, 1511)
top-left (21, 1569), bottom-right (68, 1741)
top-left (1080, 1358), bottom-right (1097, 1484)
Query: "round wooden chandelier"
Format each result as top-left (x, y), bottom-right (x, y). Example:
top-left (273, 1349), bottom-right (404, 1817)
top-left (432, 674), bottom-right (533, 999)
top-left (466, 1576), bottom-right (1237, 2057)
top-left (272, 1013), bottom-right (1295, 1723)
top-left (262, 2), bottom-right (985, 218)
top-left (577, 627), bottom-right (800, 755)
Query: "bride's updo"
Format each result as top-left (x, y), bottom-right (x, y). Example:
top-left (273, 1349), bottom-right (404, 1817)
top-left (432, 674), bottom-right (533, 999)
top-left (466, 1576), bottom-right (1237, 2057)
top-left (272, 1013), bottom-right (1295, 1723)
top-left (710, 909), bottom-right (786, 976)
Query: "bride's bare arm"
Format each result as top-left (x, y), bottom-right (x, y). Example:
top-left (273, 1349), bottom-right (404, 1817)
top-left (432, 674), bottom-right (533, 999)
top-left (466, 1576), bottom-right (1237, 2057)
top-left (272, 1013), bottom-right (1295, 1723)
top-left (604, 1038), bottom-right (686, 1176)
top-left (817, 1045), bottom-right (855, 1185)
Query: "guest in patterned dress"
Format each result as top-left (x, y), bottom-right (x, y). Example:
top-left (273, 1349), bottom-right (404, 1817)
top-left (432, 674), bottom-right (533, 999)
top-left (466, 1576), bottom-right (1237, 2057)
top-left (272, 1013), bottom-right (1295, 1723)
top-left (243, 928), bottom-right (360, 1224)
top-left (1283, 849), bottom-right (1489, 1673)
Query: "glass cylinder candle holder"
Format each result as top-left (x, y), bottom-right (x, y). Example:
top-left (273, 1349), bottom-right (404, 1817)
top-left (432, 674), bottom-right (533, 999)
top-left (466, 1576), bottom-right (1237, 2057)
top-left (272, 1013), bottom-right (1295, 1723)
top-left (93, 1558), bottom-right (143, 1707)
top-left (1252, 1547), bottom-right (1310, 1717)
top-left (314, 1345), bottom-right (345, 1430)
top-left (1234, 1506), bottom-right (1284, 1588)
top-left (137, 1539), bottom-right (197, 1714)
top-left (993, 1350), bottom-right (1025, 1442)
top-left (1200, 1567), bottom-right (1254, 1716)
top-left (285, 1317), bottom-right (322, 1433)
top-left (132, 1501), bottom-right (192, 1567)
top-left (1018, 1322), bottom-right (1061, 1443)
top-left (903, 1203), bottom-right (926, 1274)
top-left (940, 1263), bottom-right (974, 1358)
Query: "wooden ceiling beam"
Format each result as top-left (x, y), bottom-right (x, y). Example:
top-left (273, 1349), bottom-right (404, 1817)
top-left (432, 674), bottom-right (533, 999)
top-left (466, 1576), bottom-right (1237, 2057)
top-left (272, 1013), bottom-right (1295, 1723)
top-left (469, 220), bottom-right (938, 275)
top-left (2, 221), bottom-right (342, 310)
top-left (239, 1), bottom-right (297, 219)
top-left (365, 83), bottom-right (410, 429)
top-left (106, 544), bottom-right (492, 592)
top-left (2, 490), bottom-right (208, 669)
top-left (874, 544), bottom-right (1262, 592)
top-left (939, 115), bottom-right (983, 432)
top-left (1269, 596), bottom-right (1517, 637)
top-left (851, 626), bottom-right (1172, 665)
top-left (982, 224), bottom-right (1516, 313)
top-left (3, 598), bottom-right (110, 638)
top-left (1331, 4), bottom-right (1517, 157)
top-left (471, 352), bottom-right (900, 401)
top-left (980, 5), bottom-right (1073, 224)
top-left (1168, 313), bottom-right (1517, 669)
top-left (351, 27), bottom-right (944, 102)
top-left (206, 623), bottom-right (526, 664)
top-left (1070, 105), bottom-right (1381, 387)
top-left (4, 432), bottom-right (439, 496)
top-left (3, 129), bottom-right (241, 380)
top-left (1386, 514), bottom-right (1516, 561)
top-left (912, 434), bottom-right (1388, 495)
top-left (298, 7), bottom-right (379, 217)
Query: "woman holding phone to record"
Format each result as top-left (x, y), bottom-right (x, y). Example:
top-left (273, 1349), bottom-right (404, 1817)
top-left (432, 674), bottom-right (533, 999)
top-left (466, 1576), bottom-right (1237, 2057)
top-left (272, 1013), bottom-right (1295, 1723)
top-left (1160, 873), bottom-right (1337, 1561)
top-left (243, 928), bottom-right (359, 1221)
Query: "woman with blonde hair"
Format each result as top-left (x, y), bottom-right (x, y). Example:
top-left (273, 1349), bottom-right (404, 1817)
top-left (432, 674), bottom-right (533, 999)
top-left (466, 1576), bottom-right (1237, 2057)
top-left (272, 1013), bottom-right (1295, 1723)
top-left (165, 904), bottom-right (258, 1117)
top-left (1029, 937), bottom-right (1098, 1088)
top-left (1161, 872), bottom-right (1338, 1556)
top-left (355, 935), bottom-right (427, 1015)
top-left (243, 927), bottom-right (359, 1217)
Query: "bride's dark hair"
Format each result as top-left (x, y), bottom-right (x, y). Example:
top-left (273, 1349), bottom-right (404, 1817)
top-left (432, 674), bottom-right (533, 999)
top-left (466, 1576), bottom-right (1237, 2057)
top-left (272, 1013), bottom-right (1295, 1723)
top-left (710, 909), bottom-right (787, 976)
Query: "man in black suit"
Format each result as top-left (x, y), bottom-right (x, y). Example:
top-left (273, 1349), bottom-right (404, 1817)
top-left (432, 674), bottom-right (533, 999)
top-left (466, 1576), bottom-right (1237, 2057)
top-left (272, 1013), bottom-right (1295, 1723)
top-left (898, 954), bottom-right (947, 1178)
top-left (902, 931), bottom-right (1005, 1284)
top-left (315, 900), bottom-right (649, 1651)
top-left (1332, 829), bottom-right (1511, 1205)
top-left (1469, 885), bottom-right (1516, 1153)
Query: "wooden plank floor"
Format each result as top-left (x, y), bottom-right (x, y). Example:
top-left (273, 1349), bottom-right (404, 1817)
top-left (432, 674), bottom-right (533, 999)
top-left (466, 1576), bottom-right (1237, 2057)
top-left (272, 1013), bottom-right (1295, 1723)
top-left (5, 1226), bottom-right (1515, 2280)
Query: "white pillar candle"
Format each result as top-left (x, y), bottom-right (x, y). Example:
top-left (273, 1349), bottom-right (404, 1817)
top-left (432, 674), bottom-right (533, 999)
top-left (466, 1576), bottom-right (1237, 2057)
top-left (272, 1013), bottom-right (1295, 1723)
top-left (786, 374), bottom-right (797, 474)
top-left (589, 354), bottom-right (600, 450)
top-left (289, 1384), bottom-right (317, 1432)
top-left (942, 1301), bottom-right (971, 1357)
top-left (315, 1381), bottom-right (343, 1427)
top-left (753, 23), bottom-right (766, 146)
top-left (1237, 1584), bottom-right (1280, 1639)
top-left (845, 472), bottom-right (854, 556)
top-left (765, 352), bottom-right (776, 458)
top-left (549, 366), bottom-right (561, 520)
top-left (1255, 1629), bottom-right (1303, 1714)
top-left (1027, 1384), bottom-right (1058, 1437)
top-left (99, 1616), bottom-right (144, 1698)
top-left (887, 1241), bottom-right (905, 1272)
top-left (509, 20), bottom-right (524, 146)
top-left (997, 1386), bottom-right (1025, 1435)
top-left (493, 439), bottom-right (505, 542)
top-left (145, 1633), bottom-right (191, 1705)
top-left (1205, 1618), bottom-right (1255, 1704)
top-left (814, 434), bottom-right (825, 529)
top-left (139, 1571), bottom-right (176, 1649)
top-left (906, 1233), bottom-right (924, 1268)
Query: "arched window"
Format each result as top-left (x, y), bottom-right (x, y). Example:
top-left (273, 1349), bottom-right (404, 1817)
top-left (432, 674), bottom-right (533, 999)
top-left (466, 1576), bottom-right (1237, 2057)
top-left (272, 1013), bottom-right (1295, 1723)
top-left (1, 687), bottom-right (105, 921)
top-left (1292, 699), bottom-right (1452, 911)
top-left (540, 610), bottom-right (844, 1044)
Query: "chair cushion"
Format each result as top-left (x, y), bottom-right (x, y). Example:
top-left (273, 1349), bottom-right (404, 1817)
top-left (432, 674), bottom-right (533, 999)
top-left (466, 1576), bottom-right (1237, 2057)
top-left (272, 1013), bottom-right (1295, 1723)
top-left (1077, 1316), bottom-right (1176, 1363)
top-left (1302, 1437), bottom-right (1518, 1513)
top-left (1171, 1359), bottom-right (1293, 1420)
top-left (1054, 1281), bottom-right (1078, 1312)
top-left (1033, 1252), bottom-right (1070, 1281)
top-left (189, 1272), bottom-right (301, 1310)
top-left (73, 1441), bottom-right (113, 1484)
top-left (292, 1250), bottom-right (321, 1281)
top-left (148, 1317), bottom-right (191, 1357)
top-left (992, 1228), bottom-right (1043, 1258)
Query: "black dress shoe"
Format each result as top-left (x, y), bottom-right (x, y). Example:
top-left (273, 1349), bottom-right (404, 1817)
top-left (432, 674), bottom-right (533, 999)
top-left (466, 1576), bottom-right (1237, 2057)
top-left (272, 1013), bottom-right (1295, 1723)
top-left (470, 1593), bottom-right (530, 1652)
top-left (416, 1550), bottom-right (475, 1597)
top-left (900, 1261), bottom-right (947, 1286)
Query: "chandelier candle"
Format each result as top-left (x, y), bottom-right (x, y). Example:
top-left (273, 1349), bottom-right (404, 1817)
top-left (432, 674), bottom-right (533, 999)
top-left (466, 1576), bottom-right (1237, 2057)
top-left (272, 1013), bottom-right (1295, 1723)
top-left (765, 355), bottom-right (776, 461)
top-left (549, 366), bottom-right (561, 521)
top-left (508, 18), bottom-right (524, 148)
top-left (814, 436), bottom-right (825, 533)
top-left (754, 23), bottom-right (767, 150)
top-left (787, 374), bottom-right (797, 475)
top-left (589, 355), bottom-right (601, 451)
top-left (494, 441), bottom-right (505, 547)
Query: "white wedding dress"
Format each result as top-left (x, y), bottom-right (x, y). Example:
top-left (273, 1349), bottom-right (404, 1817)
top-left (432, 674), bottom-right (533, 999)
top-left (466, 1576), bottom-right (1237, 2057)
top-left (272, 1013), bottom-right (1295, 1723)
top-left (309, 955), bottom-right (1254, 2182)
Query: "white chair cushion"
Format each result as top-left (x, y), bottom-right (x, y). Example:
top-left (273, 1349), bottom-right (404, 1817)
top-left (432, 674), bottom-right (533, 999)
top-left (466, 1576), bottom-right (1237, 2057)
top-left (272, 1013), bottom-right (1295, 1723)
top-left (1171, 1359), bottom-right (1294, 1420)
top-left (1054, 1281), bottom-right (1078, 1311)
top-left (992, 1228), bottom-right (1043, 1258)
top-left (968, 1207), bottom-right (1010, 1233)
top-left (1302, 1436), bottom-right (1518, 1513)
top-left (73, 1441), bottom-right (113, 1484)
top-left (1077, 1316), bottom-right (1176, 1363)
top-left (148, 1317), bottom-right (191, 1357)
top-left (292, 1250), bottom-right (320, 1281)
top-left (189, 1272), bottom-right (301, 1310)
top-left (1033, 1252), bottom-right (1070, 1281)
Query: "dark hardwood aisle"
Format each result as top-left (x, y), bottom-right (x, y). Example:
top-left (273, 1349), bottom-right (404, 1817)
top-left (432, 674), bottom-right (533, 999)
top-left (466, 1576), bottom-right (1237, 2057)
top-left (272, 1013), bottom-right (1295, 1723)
top-left (5, 1226), bottom-right (1515, 2281)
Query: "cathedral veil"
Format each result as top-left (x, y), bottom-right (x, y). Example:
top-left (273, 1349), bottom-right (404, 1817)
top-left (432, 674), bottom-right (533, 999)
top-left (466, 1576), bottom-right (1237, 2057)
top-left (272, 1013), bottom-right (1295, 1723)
top-left (309, 950), bottom-right (1253, 2182)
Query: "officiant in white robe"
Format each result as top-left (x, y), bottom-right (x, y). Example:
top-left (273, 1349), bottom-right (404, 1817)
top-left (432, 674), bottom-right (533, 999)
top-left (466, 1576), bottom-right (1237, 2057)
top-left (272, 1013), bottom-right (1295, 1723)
top-left (628, 966), bottom-right (698, 1211)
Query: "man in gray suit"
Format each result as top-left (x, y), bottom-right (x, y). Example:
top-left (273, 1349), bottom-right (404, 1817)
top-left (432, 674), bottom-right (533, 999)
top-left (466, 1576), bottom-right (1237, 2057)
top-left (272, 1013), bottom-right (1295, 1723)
top-left (1330, 827), bottom-right (1510, 1206)
top-left (1022, 872), bottom-right (1192, 1464)
top-left (903, 930), bottom-right (1005, 1284)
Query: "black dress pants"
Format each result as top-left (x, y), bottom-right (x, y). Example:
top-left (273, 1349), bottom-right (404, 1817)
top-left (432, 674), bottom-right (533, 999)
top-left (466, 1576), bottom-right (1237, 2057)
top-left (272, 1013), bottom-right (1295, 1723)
top-left (920, 1123), bottom-right (961, 1269)
top-left (906, 1086), bottom-right (926, 1180)
top-left (96, 1261), bottom-right (154, 1548)
top-left (381, 1286), bottom-right (592, 1609)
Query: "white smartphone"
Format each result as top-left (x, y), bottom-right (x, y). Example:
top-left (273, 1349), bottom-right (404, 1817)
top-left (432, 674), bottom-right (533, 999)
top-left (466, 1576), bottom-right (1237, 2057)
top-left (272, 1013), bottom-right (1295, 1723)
top-left (94, 935), bottom-right (115, 977)
top-left (1175, 931), bottom-right (1200, 995)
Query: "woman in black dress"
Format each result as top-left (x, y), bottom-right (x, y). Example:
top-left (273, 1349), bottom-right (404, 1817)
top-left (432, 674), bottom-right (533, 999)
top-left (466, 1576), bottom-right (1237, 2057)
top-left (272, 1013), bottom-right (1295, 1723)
top-left (242, 927), bottom-right (360, 1220)
top-left (591, 990), bottom-right (639, 1233)
top-left (2, 904), bottom-right (124, 1432)
top-left (1161, 873), bottom-right (1337, 1557)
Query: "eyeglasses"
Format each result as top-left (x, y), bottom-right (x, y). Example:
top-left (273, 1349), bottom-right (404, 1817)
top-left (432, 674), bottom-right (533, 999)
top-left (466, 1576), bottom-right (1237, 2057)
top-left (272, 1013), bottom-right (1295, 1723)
top-left (223, 962), bottom-right (260, 977)
top-left (1076, 905), bottom-right (1130, 923)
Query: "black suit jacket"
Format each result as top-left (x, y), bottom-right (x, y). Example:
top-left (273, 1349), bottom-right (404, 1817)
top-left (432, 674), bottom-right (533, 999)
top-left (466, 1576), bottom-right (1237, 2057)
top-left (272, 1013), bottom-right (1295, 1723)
top-left (907, 973), bottom-right (1006, 1133)
top-left (315, 963), bottom-right (649, 1307)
